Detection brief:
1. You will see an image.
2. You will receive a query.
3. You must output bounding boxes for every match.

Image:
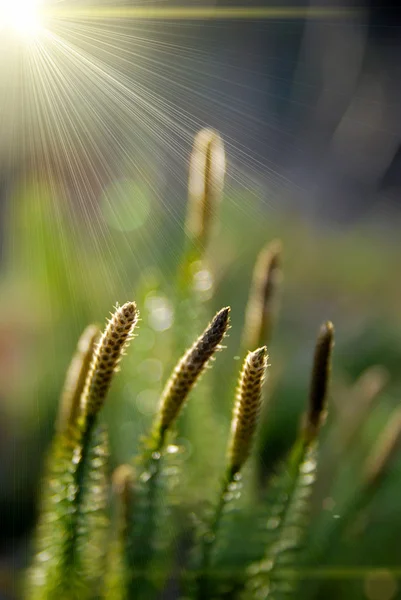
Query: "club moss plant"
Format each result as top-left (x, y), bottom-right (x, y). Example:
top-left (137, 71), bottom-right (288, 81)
top-left (25, 128), bottom-right (396, 600)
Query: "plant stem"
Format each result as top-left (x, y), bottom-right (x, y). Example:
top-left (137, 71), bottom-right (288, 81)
top-left (196, 470), bottom-right (234, 600)
top-left (66, 415), bottom-right (97, 569)
top-left (127, 444), bottom-right (164, 599)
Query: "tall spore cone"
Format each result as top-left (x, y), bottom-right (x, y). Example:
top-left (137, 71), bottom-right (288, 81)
top-left (81, 302), bottom-right (138, 419)
top-left (242, 239), bottom-right (282, 351)
top-left (155, 307), bottom-right (230, 443)
top-left (305, 321), bottom-right (334, 441)
top-left (186, 128), bottom-right (225, 251)
top-left (228, 346), bottom-right (268, 476)
top-left (56, 324), bottom-right (100, 433)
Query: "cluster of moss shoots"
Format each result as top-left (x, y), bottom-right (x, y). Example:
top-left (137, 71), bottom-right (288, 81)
top-left (25, 129), bottom-right (399, 600)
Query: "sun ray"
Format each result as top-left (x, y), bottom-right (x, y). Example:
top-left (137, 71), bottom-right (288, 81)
top-left (1, 1), bottom-right (363, 299)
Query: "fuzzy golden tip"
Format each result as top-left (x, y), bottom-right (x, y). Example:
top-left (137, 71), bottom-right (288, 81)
top-left (228, 346), bottom-right (268, 476)
top-left (305, 321), bottom-right (334, 440)
top-left (156, 306), bottom-right (230, 440)
top-left (81, 302), bottom-right (138, 419)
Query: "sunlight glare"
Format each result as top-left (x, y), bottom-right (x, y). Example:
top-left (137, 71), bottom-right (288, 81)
top-left (0, 0), bottom-right (43, 37)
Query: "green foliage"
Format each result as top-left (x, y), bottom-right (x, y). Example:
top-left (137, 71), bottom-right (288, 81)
top-left (23, 128), bottom-right (401, 600)
top-left (243, 441), bottom-right (318, 600)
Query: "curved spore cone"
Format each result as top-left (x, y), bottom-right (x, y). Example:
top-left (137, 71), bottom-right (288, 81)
top-left (228, 346), bottom-right (269, 477)
top-left (56, 324), bottom-right (100, 434)
top-left (304, 321), bottom-right (334, 441)
top-left (242, 239), bottom-right (282, 352)
top-left (154, 306), bottom-right (230, 445)
top-left (186, 128), bottom-right (226, 253)
top-left (81, 301), bottom-right (138, 420)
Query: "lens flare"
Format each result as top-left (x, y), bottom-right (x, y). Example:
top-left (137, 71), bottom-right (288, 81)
top-left (0, 0), bottom-right (43, 37)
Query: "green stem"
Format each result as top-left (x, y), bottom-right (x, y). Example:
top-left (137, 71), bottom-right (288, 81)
top-left (64, 414), bottom-right (97, 576)
top-left (196, 470), bottom-right (234, 600)
top-left (127, 444), bottom-right (164, 599)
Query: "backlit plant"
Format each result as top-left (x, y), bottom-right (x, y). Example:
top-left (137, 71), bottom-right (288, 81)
top-left (25, 128), bottom-right (399, 600)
